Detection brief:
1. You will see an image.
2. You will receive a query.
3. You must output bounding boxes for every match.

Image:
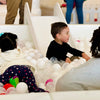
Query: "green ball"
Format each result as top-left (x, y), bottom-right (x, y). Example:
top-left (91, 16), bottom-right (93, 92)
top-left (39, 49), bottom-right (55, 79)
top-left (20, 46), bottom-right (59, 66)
top-left (9, 76), bottom-right (19, 88)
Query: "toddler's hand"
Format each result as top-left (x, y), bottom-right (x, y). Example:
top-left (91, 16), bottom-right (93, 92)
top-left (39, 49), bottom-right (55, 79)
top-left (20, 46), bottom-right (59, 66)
top-left (65, 58), bottom-right (71, 63)
top-left (82, 53), bottom-right (90, 61)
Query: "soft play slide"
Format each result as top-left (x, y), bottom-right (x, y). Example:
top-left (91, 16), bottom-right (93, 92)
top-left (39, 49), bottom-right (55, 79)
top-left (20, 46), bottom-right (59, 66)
top-left (28, 3), bottom-right (66, 56)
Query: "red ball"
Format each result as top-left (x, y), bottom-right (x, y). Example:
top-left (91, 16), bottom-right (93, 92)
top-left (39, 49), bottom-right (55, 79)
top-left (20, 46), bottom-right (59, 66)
top-left (0, 93), bottom-right (6, 95)
top-left (61, 4), bottom-right (67, 7)
top-left (3, 83), bottom-right (14, 90)
top-left (94, 18), bottom-right (98, 22)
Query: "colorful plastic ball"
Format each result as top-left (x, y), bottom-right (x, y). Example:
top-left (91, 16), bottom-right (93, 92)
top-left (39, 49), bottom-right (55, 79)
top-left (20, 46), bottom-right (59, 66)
top-left (3, 83), bottom-right (13, 90)
top-left (16, 82), bottom-right (28, 93)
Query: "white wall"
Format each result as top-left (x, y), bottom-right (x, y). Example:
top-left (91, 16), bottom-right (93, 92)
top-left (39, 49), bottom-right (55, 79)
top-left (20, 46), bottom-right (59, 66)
top-left (84, 0), bottom-right (100, 8)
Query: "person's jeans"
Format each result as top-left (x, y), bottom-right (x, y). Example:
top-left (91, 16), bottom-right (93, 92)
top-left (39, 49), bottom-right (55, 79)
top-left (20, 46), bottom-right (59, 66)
top-left (65, 0), bottom-right (84, 24)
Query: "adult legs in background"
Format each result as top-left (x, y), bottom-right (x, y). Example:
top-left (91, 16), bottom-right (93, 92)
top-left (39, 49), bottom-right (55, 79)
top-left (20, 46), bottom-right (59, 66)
top-left (75, 0), bottom-right (84, 24)
top-left (5, 0), bottom-right (21, 24)
top-left (65, 0), bottom-right (74, 24)
top-left (5, 0), bottom-right (32, 24)
top-left (19, 0), bottom-right (32, 24)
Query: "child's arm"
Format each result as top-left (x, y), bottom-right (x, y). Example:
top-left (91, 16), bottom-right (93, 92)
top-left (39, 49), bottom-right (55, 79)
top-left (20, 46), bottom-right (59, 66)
top-left (65, 57), bottom-right (71, 63)
top-left (66, 43), bottom-right (90, 61)
top-left (82, 53), bottom-right (90, 61)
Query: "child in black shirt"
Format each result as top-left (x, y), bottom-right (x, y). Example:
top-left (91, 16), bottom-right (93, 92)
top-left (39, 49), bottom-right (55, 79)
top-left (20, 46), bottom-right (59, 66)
top-left (46, 22), bottom-right (90, 63)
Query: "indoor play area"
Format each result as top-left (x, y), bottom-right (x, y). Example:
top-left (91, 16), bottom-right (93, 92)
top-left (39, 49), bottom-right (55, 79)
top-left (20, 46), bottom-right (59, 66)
top-left (0, 0), bottom-right (100, 100)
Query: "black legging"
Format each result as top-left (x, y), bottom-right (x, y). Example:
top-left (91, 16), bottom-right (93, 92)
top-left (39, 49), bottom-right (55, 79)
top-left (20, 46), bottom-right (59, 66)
top-left (0, 65), bottom-right (46, 92)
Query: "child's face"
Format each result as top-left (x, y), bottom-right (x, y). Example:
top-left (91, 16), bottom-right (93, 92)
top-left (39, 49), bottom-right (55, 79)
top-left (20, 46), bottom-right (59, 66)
top-left (58, 27), bottom-right (70, 43)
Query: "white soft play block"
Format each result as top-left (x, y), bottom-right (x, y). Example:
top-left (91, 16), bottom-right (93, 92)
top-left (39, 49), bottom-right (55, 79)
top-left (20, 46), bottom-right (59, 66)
top-left (0, 25), bottom-right (33, 43)
top-left (31, 0), bottom-right (41, 16)
top-left (31, 16), bottom-right (62, 56)
top-left (50, 91), bottom-right (100, 100)
top-left (0, 93), bottom-right (51, 100)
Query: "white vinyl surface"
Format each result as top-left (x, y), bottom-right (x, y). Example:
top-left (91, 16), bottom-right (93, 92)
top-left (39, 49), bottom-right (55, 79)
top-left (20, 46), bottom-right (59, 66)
top-left (0, 3), bottom-right (100, 100)
top-left (0, 93), bottom-right (51, 100)
top-left (31, 16), bottom-right (63, 56)
top-left (0, 25), bottom-right (33, 43)
top-left (50, 91), bottom-right (100, 100)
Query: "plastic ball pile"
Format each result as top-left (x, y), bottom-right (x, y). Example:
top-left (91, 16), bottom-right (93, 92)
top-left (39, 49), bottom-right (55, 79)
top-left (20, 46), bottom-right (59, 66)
top-left (0, 82), bottom-right (28, 95)
top-left (17, 41), bottom-right (88, 92)
top-left (0, 38), bottom-right (91, 94)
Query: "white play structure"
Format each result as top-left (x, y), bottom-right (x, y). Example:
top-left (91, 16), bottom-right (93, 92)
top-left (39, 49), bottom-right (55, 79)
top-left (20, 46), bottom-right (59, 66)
top-left (83, 0), bottom-right (100, 24)
top-left (70, 6), bottom-right (100, 24)
top-left (0, 1), bottom-right (100, 100)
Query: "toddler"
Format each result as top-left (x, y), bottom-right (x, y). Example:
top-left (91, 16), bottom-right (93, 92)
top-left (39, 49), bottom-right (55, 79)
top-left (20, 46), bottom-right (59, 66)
top-left (0, 32), bottom-right (46, 92)
top-left (46, 22), bottom-right (90, 63)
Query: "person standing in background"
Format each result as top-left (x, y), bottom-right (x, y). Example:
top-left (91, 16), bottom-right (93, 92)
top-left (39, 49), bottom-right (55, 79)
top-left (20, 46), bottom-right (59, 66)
top-left (64, 0), bottom-right (84, 24)
top-left (5, 0), bottom-right (32, 24)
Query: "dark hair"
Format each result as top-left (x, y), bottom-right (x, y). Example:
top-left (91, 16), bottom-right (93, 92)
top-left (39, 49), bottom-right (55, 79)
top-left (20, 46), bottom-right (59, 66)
top-left (90, 27), bottom-right (100, 57)
top-left (51, 22), bottom-right (68, 38)
top-left (0, 32), bottom-right (18, 52)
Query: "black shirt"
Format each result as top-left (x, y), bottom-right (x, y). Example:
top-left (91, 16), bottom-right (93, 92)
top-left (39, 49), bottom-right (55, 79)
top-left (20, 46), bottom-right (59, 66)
top-left (46, 40), bottom-right (83, 61)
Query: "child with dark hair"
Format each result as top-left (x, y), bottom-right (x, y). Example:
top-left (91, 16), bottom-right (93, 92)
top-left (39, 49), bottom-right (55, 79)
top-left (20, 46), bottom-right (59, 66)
top-left (0, 32), bottom-right (46, 92)
top-left (46, 22), bottom-right (90, 63)
top-left (90, 27), bottom-right (100, 57)
top-left (56, 27), bottom-right (100, 91)
top-left (0, 32), bottom-right (17, 52)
